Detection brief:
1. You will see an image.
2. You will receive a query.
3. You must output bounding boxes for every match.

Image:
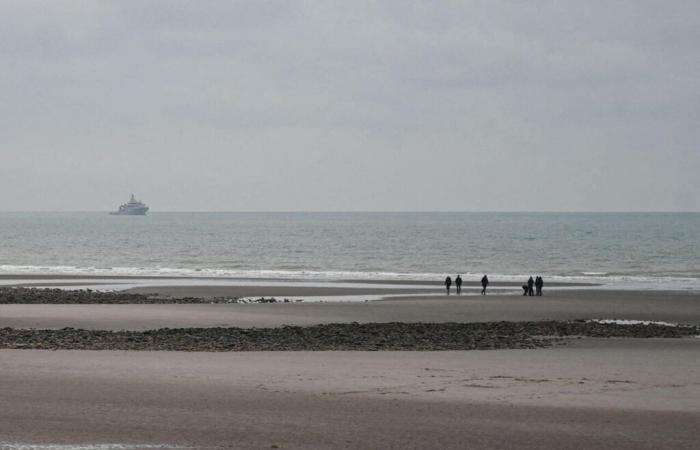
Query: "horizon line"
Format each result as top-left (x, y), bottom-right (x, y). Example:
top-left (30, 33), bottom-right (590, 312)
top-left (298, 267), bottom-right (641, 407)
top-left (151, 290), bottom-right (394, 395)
top-left (0, 210), bottom-right (699, 214)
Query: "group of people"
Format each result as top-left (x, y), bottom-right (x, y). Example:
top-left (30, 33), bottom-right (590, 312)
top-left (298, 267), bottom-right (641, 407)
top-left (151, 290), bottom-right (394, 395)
top-left (443, 274), bottom-right (490, 295)
top-left (443, 274), bottom-right (544, 296)
top-left (522, 276), bottom-right (544, 296)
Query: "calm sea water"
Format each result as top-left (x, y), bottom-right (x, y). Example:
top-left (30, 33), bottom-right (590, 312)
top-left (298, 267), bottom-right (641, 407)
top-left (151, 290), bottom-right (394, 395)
top-left (0, 212), bottom-right (699, 289)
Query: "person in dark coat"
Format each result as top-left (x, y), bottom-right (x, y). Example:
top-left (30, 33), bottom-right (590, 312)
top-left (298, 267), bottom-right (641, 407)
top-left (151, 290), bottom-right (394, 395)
top-left (527, 276), bottom-right (534, 296)
top-left (481, 275), bottom-right (489, 295)
top-left (445, 276), bottom-right (452, 295)
top-left (536, 276), bottom-right (544, 296)
top-left (455, 275), bottom-right (463, 295)
top-left (522, 284), bottom-right (529, 296)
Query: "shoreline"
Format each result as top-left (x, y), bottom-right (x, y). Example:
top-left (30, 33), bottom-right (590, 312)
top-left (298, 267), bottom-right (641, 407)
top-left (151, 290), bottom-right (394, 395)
top-left (0, 273), bottom-right (597, 287)
top-left (8, 271), bottom-right (700, 294)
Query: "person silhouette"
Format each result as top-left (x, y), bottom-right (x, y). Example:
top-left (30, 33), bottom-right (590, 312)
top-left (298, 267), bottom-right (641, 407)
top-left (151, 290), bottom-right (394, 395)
top-left (455, 275), bottom-right (462, 295)
top-left (445, 276), bottom-right (452, 295)
top-left (527, 276), bottom-right (534, 296)
top-left (536, 276), bottom-right (544, 296)
top-left (481, 275), bottom-right (489, 295)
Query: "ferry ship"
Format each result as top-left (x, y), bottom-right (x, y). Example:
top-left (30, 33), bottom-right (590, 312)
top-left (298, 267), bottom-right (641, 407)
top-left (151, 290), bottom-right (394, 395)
top-left (110, 194), bottom-right (149, 215)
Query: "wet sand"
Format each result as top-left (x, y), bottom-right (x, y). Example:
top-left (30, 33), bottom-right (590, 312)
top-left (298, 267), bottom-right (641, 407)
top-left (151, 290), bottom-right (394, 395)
top-left (2, 289), bottom-right (699, 330)
top-left (1, 339), bottom-right (699, 449)
top-left (128, 284), bottom-right (440, 297)
top-left (123, 280), bottom-right (592, 298)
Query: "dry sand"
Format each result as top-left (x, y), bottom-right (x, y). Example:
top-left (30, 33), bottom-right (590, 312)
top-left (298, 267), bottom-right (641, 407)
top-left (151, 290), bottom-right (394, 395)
top-left (2, 289), bottom-right (699, 330)
top-left (1, 339), bottom-right (699, 449)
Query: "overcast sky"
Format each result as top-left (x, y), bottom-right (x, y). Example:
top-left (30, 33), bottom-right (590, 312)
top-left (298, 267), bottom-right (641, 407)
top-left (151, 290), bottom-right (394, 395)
top-left (1, 1), bottom-right (698, 211)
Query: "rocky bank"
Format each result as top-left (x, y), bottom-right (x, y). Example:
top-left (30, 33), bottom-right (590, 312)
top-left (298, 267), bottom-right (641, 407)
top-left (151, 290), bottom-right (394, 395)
top-left (1, 321), bottom-right (696, 352)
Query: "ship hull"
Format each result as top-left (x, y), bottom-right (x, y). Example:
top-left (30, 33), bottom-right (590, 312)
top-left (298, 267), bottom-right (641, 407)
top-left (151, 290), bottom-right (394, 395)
top-left (109, 207), bottom-right (149, 215)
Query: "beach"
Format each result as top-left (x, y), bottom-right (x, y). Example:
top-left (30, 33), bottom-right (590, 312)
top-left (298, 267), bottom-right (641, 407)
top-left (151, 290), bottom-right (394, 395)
top-left (0, 278), bottom-right (699, 448)
top-left (1, 339), bottom-right (699, 449)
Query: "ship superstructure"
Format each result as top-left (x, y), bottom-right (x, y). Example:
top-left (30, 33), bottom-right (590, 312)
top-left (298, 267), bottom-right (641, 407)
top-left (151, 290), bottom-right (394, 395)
top-left (110, 194), bottom-right (149, 215)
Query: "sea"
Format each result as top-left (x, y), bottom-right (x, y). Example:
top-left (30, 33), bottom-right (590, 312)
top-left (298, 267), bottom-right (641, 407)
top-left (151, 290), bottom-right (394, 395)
top-left (0, 212), bottom-right (699, 291)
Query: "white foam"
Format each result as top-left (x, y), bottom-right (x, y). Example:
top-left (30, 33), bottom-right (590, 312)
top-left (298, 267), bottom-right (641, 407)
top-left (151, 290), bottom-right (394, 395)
top-left (589, 319), bottom-right (680, 327)
top-left (2, 264), bottom-right (700, 291)
top-left (0, 264), bottom-right (448, 281)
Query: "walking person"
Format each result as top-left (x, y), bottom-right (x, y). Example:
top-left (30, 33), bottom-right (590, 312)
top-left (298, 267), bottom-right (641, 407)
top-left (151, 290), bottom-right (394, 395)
top-left (445, 276), bottom-right (452, 295)
top-left (527, 276), bottom-right (534, 296)
top-left (455, 275), bottom-right (462, 295)
top-left (480, 275), bottom-right (489, 295)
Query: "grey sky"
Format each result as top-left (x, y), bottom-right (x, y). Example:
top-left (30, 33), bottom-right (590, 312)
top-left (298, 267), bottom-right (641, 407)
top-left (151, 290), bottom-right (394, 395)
top-left (1, 1), bottom-right (698, 211)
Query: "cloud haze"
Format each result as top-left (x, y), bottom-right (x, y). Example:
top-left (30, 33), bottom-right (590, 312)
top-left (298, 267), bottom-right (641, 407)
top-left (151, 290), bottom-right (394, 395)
top-left (1, 1), bottom-right (698, 211)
